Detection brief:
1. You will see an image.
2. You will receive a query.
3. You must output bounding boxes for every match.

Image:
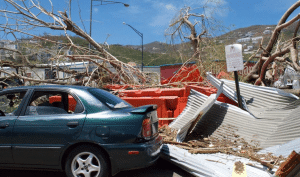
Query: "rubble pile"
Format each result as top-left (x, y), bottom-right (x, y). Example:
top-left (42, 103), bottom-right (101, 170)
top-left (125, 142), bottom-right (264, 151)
top-left (159, 124), bottom-right (286, 169)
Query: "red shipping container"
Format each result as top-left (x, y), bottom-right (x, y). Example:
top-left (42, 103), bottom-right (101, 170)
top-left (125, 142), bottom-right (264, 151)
top-left (49, 95), bottom-right (77, 112)
top-left (123, 96), bottom-right (179, 127)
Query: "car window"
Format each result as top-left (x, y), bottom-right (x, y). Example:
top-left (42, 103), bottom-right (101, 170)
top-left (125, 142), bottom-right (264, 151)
top-left (25, 91), bottom-right (83, 116)
top-left (88, 88), bottom-right (131, 109)
top-left (0, 91), bottom-right (27, 116)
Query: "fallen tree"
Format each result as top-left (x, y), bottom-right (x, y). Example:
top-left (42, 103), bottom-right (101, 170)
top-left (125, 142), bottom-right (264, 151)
top-left (0, 0), bottom-right (146, 87)
top-left (245, 1), bottom-right (300, 86)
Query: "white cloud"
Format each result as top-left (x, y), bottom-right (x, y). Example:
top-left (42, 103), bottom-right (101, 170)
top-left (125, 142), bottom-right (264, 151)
top-left (149, 2), bottom-right (178, 26)
top-left (182, 0), bottom-right (227, 8)
top-left (127, 5), bottom-right (140, 14)
top-left (166, 4), bottom-right (176, 11)
top-left (120, 0), bottom-right (228, 35)
top-left (204, 1), bottom-right (229, 18)
top-left (149, 0), bottom-right (228, 26)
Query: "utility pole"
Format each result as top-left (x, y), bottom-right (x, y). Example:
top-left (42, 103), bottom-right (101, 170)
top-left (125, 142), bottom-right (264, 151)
top-left (89, 0), bottom-right (129, 72)
top-left (123, 22), bottom-right (144, 71)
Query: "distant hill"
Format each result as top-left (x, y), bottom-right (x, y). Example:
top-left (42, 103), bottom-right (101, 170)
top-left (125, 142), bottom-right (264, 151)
top-left (107, 44), bottom-right (183, 66)
top-left (14, 24), bottom-right (298, 66)
top-left (125, 41), bottom-right (168, 53)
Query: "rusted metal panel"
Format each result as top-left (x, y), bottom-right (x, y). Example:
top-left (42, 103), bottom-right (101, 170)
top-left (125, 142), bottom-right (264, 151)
top-left (275, 151), bottom-right (300, 177)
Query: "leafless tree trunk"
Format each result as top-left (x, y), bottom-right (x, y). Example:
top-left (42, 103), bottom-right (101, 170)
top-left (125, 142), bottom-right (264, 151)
top-left (245, 1), bottom-right (300, 86)
top-left (165, 2), bottom-right (229, 79)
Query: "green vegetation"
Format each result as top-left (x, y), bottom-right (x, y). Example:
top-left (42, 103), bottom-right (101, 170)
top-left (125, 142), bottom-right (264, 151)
top-left (107, 45), bottom-right (184, 66)
top-left (12, 24), bottom-right (297, 66)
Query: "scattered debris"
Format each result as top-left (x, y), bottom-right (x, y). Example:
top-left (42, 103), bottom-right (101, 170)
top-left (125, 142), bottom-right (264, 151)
top-left (234, 161), bottom-right (245, 175)
top-left (161, 144), bottom-right (277, 177)
top-left (160, 124), bottom-right (286, 168)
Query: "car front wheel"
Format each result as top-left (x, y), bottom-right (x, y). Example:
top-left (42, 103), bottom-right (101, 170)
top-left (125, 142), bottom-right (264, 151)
top-left (65, 145), bottom-right (109, 177)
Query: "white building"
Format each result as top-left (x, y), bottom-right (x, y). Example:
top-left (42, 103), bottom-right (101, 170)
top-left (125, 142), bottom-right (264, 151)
top-left (237, 37), bottom-right (251, 43)
top-left (263, 30), bottom-right (272, 35)
top-left (252, 36), bottom-right (263, 41)
top-left (245, 31), bottom-right (254, 37)
top-left (0, 40), bottom-right (18, 59)
top-left (244, 45), bottom-right (253, 52)
top-left (0, 62), bottom-right (92, 85)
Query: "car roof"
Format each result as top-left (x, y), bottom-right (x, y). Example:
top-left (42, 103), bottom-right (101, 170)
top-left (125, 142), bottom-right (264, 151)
top-left (2, 85), bottom-right (91, 92)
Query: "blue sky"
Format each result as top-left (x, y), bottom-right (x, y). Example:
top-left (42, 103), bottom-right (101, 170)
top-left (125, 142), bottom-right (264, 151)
top-left (2, 0), bottom-right (300, 45)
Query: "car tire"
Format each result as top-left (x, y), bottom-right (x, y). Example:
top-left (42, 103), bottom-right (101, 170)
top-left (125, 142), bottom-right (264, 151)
top-left (65, 145), bottom-right (109, 177)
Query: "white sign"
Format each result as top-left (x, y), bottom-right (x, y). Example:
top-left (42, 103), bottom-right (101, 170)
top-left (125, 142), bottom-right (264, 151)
top-left (225, 44), bottom-right (243, 72)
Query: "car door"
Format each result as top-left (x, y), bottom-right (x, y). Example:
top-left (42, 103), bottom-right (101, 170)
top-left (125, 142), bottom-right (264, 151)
top-left (0, 90), bottom-right (28, 164)
top-left (12, 89), bottom-right (86, 166)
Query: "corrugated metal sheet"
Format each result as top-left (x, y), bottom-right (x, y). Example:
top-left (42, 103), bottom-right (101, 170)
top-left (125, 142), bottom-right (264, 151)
top-left (259, 137), bottom-right (300, 158)
top-left (163, 75), bottom-right (300, 176)
top-left (187, 91), bottom-right (300, 148)
top-left (185, 75), bottom-right (300, 148)
top-left (169, 84), bottom-right (223, 142)
top-left (207, 72), bottom-right (299, 117)
top-left (219, 77), bottom-right (299, 110)
top-left (207, 72), bottom-right (249, 111)
top-left (162, 144), bottom-right (275, 177)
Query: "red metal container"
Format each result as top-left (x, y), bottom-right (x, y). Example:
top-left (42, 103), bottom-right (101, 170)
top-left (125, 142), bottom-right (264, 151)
top-left (123, 96), bottom-right (179, 126)
top-left (49, 95), bottom-right (77, 112)
top-left (117, 84), bottom-right (238, 127)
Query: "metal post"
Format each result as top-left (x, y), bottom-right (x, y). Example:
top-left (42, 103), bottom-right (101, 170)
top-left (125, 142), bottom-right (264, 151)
top-left (123, 23), bottom-right (143, 71)
top-left (89, 0), bottom-right (93, 47)
top-left (234, 71), bottom-right (242, 108)
top-left (88, 0), bottom-right (93, 72)
top-left (89, 0), bottom-right (129, 73)
top-left (69, 0), bottom-right (72, 19)
top-left (141, 33), bottom-right (143, 71)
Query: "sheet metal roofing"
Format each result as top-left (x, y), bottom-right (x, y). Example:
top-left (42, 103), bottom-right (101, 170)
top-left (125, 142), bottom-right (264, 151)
top-left (164, 75), bottom-right (300, 176)
top-left (259, 137), bottom-right (300, 158)
top-left (183, 75), bottom-right (300, 148)
top-left (192, 91), bottom-right (300, 148)
top-left (169, 84), bottom-right (223, 142)
top-left (221, 79), bottom-right (298, 109)
top-left (162, 144), bottom-right (275, 177)
top-left (207, 72), bottom-right (299, 116)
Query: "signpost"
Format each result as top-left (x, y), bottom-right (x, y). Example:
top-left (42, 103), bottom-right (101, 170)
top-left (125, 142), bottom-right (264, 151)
top-left (225, 44), bottom-right (243, 109)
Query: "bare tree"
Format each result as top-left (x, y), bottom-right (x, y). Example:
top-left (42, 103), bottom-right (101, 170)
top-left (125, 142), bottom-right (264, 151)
top-left (245, 1), bottom-right (300, 86)
top-left (0, 0), bottom-right (146, 87)
top-left (165, 1), bottom-right (229, 79)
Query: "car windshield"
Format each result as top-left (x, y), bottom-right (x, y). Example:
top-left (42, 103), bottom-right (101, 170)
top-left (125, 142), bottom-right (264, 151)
top-left (88, 88), bottom-right (131, 109)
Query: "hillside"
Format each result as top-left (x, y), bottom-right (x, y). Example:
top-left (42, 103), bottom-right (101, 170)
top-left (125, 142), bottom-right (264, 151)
top-left (14, 24), bottom-right (299, 66)
top-left (107, 44), bottom-right (183, 66)
top-left (125, 41), bottom-right (168, 53)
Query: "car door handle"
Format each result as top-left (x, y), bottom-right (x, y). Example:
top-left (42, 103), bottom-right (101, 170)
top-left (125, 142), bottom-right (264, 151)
top-left (67, 121), bottom-right (79, 128)
top-left (0, 123), bottom-right (9, 129)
